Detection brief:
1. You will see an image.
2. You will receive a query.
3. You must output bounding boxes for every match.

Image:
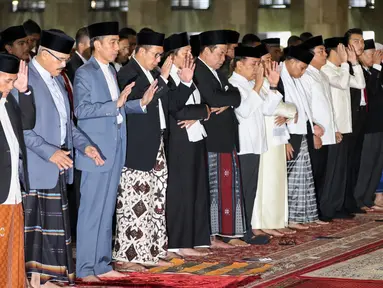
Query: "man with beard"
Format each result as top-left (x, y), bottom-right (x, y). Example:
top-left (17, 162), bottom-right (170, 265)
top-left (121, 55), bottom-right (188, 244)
top-left (1, 26), bottom-right (31, 62)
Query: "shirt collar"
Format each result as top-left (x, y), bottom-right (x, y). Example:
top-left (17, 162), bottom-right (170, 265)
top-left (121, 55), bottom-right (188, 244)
top-left (133, 56), bottom-right (151, 75)
top-left (0, 97), bottom-right (5, 106)
top-left (32, 57), bottom-right (52, 81)
top-left (76, 51), bottom-right (88, 63)
top-left (325, 60), bottom-right (338, 69)
top-left (95, 57), bottom-right (109, 70)
top-left (308, 65), bottom-right (320, 73)
top-left (198, 57), bottom-right (215, 73)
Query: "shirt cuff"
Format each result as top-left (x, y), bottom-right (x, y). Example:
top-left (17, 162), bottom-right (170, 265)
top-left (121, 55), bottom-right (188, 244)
top-left (373, 64), bottom-right (382, 71)
top-left (140, 101), bottom-right (147, 112)
top-left (341, 62), bottom-right (350, 69)
top-left (181, 80), bottom-right (193, 87)
top-left (160, 75), bottom-right (168, 84)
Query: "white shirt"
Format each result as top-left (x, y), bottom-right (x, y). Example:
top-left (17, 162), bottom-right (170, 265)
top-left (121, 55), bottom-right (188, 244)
top-left (95, 58), bottom-right (123, 124)
top-left (32, 58), bottom-right (67, 145)
top-left (321, 61), bottom-right (366, 134)
top-left (133, 57), bottom-right (167, 129)
top-left (229, 72), bottom-right (282, 155)
top-left (170, 64), bottom-right (207, 142)
top-left (198, 57), bottom-right (222, 87)
top-left (0, 98), bottom-right (21, 205)
top-left (75, 51), bottom-right (88, 64)
top-left (300, 65), bottom-right (337, 145)
top-left (113, 62), bottom-right (122, 72)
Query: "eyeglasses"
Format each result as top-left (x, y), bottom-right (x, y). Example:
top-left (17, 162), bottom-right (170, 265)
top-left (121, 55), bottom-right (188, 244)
top-left (42, 49), bottom-right (68, 63)
top-left (147, 50), bottom-right (163, 59)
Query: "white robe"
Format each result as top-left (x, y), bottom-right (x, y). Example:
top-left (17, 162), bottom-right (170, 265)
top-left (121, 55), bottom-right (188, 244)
top-left (251, 86), bottom-right (297, 229)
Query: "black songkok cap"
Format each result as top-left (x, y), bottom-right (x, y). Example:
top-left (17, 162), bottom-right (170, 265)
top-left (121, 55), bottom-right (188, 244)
top-left (1, 26), bottom-right (27, 44)
top-left (324, 37), bottom-right (346, 49)
top-left (224, 30), bottom-right (240, 44)
top-left (283, 47), bottom-right (290, 55)
top-left (287, 45), bottom-right (314, 65)
top-left (199, 30), bottom-right (227, 47)
top-left (261, 38), bottom-right (280, 47)
top-left (137, 31), bottom-right (165, 46)
top-left (87, 22), bottom-right (119, 39)
top-left (254, 43), bottom-right (270, 57)
top-left (302, 35), bottom-right (324, 50)
top-left (364, 39), bottom-right (375, 50)
top-left (40, 30), bottom-right (75, 54)
top-left (0, 54), bottom-right (20, 74)
top-left (235, 44), bottom-right (269, 58)
top-left (164, 32), bottom-right (189, 52)
top-left (190, 34), bottom-right (200, 57)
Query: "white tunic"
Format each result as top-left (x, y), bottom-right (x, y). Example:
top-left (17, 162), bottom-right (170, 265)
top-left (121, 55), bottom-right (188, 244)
top-left (229, 72), bottom-right (282, 155)
top-left (300, 65), bottom-right (337, 145)
top-left (321, 61), bottom-right (366, 134)
top-left (0, 98), bottom-right (21, 205)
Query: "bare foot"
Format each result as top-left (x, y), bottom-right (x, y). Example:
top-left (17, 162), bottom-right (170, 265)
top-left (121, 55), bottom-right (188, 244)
top-left (194, 247), bottom-right (213, 254)
top-left (252, 229), bottom-right (267, 235)
top-left (227, 238), bottom-right (250, 247)
top-left (210, 238), bottom-right (235, 249)
top-left (115, 262), bottom-right (148, 272)
top-left (315, 220), bottom-right (330, 225)
top-left (97, 270), bottom-right (128, 278)
top-left (164, 251), bottom-right (183, 260)
top-left (156, 259), bottom-right (174, 267)
top-left (262, 229), bottom-right (285, 237)
top-left (371, 205), bottom-right (383, 211)
top-left (289, 223), bottom-right (309, 230)
top-left (178, 248), bottom-right (209, 257)
top-left (277, 228), bottom-right (296, 235)
top-left (361, 206), bottom-right (374, 212)
top-left (78, 275), bottom-right (101, 282)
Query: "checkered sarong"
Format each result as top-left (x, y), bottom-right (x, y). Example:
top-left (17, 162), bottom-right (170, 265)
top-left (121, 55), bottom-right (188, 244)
top-left (287, 136), bottom-right (318, 223)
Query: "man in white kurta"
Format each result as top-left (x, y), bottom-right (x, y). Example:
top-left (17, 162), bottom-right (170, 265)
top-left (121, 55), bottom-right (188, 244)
top-left (229, 45), bottom-right (282, 242)
top-left (299, 35), bottom-right (340, 223)
top-left (320, 38), bottom-right (365, 220)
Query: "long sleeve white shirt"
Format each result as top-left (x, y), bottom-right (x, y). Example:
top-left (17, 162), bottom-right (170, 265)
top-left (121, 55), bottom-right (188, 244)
top-left (300, 65), bottom-right (337, 145)
top-left (229, 72), bottom-right (282, 155)
top-left (321, 61), bottom-right (365, 134)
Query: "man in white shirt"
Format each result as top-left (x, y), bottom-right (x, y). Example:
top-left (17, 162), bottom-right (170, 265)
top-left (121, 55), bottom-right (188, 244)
top-left (229, 44), bottom-right (282, 241)
top-left (320, 38), bottom-right (365, 220)
top-left (0, 54), bottom-right (35, 288)
top-left (299, 35), bottom-right (341, 222)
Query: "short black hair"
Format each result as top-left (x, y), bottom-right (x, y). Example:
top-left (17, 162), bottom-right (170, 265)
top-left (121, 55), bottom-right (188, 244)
top-left (300, 32), bottom-right (313, 42)
top-left (119, 27), bottom-right (137, 40)
top-left (75, 27), bottom-right (89, 47)
top-left (23, 19), bottom-right (41, 35)
top-left (288, 35), bottom-right (302, 47)
top-left (90, 36), bottom-right (105, 52)
top-left (242, 34), bottom-right (261, 46)
top-left (344, 28), bottom-right (363, 42)
top-left (200, 45), bottom-right (218, 54)
top-left (134, 44), bottom-right (152, 54)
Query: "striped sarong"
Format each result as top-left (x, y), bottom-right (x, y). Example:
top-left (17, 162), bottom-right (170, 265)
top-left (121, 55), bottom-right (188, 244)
top-left (208, 151), bottom-right (246, 237)
top-left (23, 174), bottom-right (75, 285)
top-left (287, 136), bottom-right (319, 223)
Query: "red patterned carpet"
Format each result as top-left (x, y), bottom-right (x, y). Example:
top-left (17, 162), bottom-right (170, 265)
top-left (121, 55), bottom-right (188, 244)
top-left (73, 214), bottom-right (383, 287)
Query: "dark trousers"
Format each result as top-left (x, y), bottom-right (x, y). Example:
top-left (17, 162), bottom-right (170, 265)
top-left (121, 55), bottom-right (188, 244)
top-left (239, 154), bottom-right (260, 238)
top-left (354, 132), bottom-right (383, 208)
top-left (345, 108), bottom-right (367, 212)
top-left (308, 140), bottom-right (328, 215)
top-left (320, 135), bottom-right (350, 218)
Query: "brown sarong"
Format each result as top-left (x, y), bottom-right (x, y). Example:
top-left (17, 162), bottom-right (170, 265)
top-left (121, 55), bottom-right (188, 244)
top-left (0, 203), bottom-right (25, 288)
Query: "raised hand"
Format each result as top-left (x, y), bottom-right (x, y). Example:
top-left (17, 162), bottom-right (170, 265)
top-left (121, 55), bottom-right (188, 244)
top-left (265, 61), bottom-right (280, 87)
top-left (253, 63), bottom-right (264, 93)
top-left (117, 82), bottom-right (135, 108)
top-left (346, 44), bottom-right (357, 65)
top-left (161, 56), bottom-right (173, 80)
top-left (14, 60), bottom-right (28, 93)
top-left (178, 54), bottom-right (195, 83)
top-left (373, 50), bottom-right (383, 65)
top-left (85, 146), bottom-right (105, 166)
top-left (141, 79), bottom-right (159, 106)
top-left (337, 44), bottom-right (348, 63)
